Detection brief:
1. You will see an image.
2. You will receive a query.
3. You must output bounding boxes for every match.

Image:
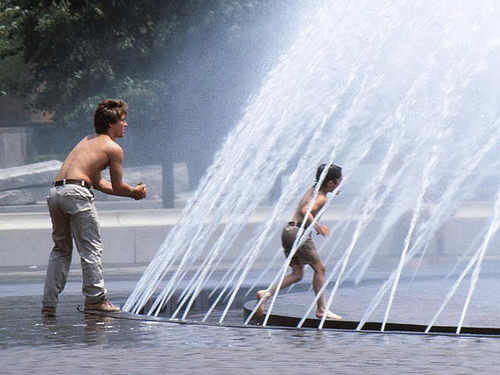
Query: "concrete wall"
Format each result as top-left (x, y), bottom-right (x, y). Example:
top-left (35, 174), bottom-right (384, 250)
top-left (0, 127), bottom-right (32, 168)
top-left (0, 203), bottom-right (494, 268)
top-left (0, 209), bottom-right (178, 267)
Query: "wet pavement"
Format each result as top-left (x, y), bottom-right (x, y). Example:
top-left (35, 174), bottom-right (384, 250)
top-left (2, 264), bottom-right (500, 374)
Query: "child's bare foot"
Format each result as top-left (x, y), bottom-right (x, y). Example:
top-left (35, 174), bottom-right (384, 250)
top-left (316, 309), bottom-right (342, 320)
top-left (256, 290), bottom-right (271, 316)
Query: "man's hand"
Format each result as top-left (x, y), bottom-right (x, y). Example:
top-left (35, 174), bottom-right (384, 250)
top-left (131, 181), bottom-right (147, 200)
top-left (315, 224), bottom-right (330, 236)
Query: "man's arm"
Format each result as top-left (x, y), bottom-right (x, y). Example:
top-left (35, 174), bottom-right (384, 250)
top-left (92, 172), bottom-right (114, 195)
top-left (93, 145), bottom-right (146, 200)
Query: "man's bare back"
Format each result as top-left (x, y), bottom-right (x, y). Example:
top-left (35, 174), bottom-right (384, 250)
top-left (56, 134), bottom-right (116, 186)
top-left (56, 131), bottom-right (145, 200)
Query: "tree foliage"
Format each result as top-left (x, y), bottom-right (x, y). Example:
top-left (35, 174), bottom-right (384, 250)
top-left (1, 0), bottom-right (281, 126)
top-left (2, 0), bottom-right (178, 127)
top-left (1, 0), bottom-right (298, 179)
top-left (0, 3), bottom-right (30, 96)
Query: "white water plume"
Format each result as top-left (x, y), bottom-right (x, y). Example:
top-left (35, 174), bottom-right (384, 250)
top-left (124, 0), bottom-right (500, 331)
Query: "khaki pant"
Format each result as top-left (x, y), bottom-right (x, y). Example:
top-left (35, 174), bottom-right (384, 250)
top-left (42, 185), bottom-right (106, 307)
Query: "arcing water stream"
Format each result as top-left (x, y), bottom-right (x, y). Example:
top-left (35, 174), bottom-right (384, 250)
top-left (124, 0), bottom-right (500, 332)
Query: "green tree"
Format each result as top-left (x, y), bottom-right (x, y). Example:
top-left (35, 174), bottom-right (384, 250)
top-left (1, 0), bottom-right (176, 130)
top-left (1, 0), bottom-right (287, 129)
top-left (1, 0), bottom-right (299, 205)
top-left (0, 3), bottom-right (30, 97)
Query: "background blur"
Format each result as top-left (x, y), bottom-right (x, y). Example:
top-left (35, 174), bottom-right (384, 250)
top-left (0, 0), bottom-right (304, 208)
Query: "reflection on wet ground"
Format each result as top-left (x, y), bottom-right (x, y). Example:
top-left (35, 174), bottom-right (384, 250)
top-left (1, 295), bottom-right (500, 374)
top-left (2, 270), bottom-right (500, 374)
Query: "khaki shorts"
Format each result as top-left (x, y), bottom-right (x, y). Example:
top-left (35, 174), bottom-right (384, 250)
top-left (281, 226), bottom-right (321, 266)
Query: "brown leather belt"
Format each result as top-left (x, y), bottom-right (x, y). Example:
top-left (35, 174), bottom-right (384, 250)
top-left (53, 179), bottom-right (91, 189)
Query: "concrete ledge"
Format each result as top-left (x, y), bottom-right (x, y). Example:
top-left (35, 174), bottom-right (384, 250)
top-left (0, 202), bottom-right (494, 267)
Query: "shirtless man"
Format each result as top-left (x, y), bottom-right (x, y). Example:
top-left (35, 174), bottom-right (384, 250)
top-left (256, 163), bottom-right (343, 320)
top-left (41, 99), bottom-right (147, 316)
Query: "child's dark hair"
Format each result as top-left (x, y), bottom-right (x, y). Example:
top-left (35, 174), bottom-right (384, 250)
top-left (316, 163), bottom-right (342, 187)
top-left (94, 99), bottom-right (128, 134)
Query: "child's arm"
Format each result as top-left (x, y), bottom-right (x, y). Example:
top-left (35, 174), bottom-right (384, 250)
top-left (300, 195), bottom-right (330, 236)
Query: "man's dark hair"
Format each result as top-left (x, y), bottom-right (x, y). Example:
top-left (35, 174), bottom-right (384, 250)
top-left (316, 163), bottom-right (342, 187)
top-left (94, 99), bottom-right (128, 134)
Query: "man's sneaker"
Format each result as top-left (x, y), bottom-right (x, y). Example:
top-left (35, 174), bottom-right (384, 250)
top-left (41, 306), bottom-right (56, 317)
top-left (84, 298), bottom-right (120, 312)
